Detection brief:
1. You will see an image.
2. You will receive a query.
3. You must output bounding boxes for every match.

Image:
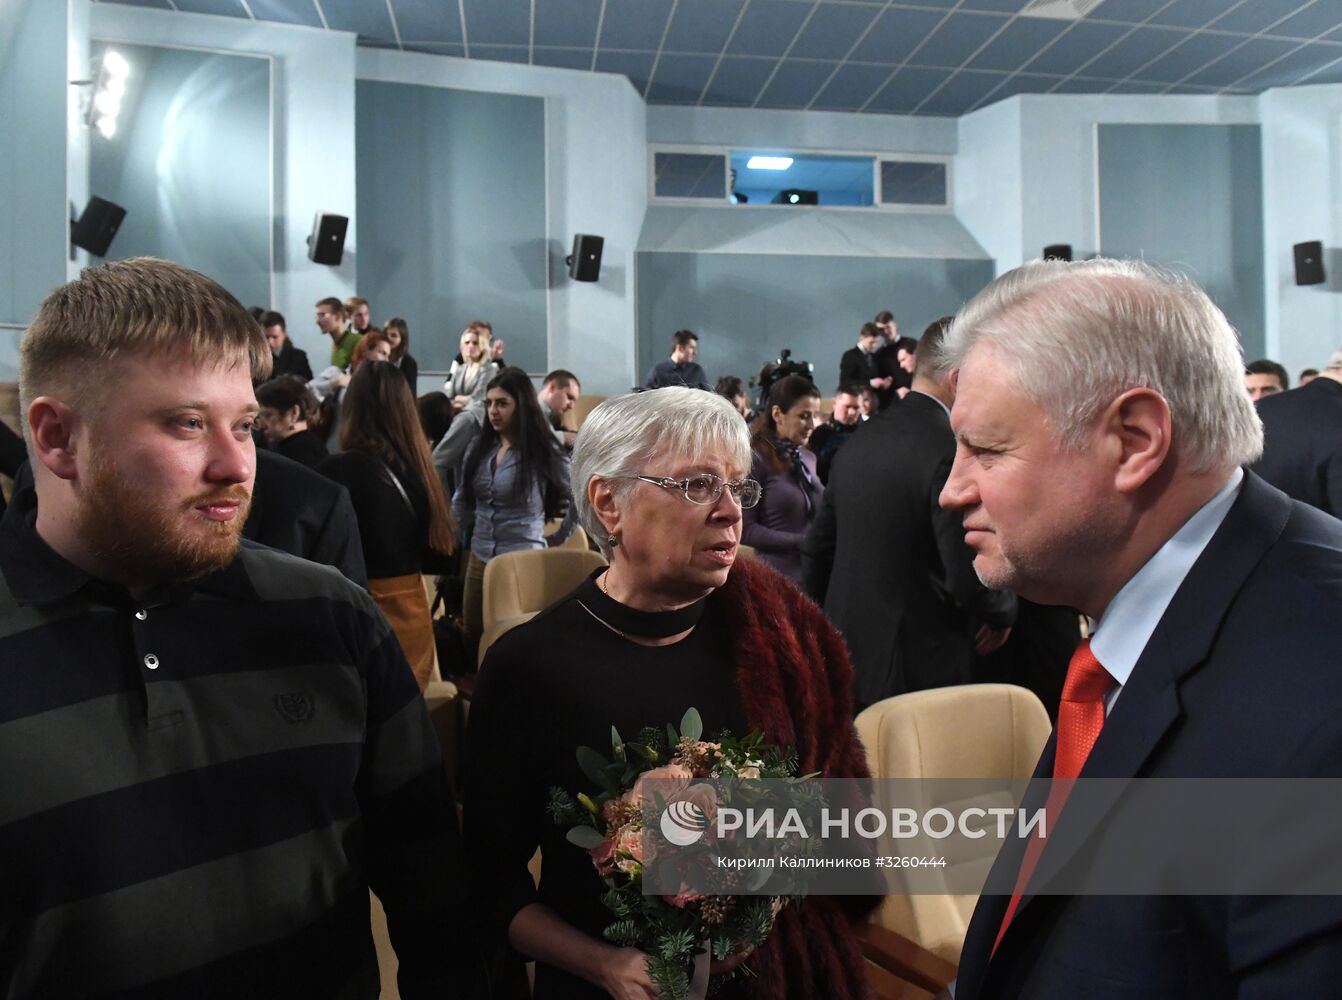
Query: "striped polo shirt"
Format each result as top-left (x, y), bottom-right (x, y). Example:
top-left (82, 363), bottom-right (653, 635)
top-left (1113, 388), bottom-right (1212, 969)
top-left (0, 487), bottom-right (480, 999)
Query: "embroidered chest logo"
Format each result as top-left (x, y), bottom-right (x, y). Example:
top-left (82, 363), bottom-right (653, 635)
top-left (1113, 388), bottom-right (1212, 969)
top-left (274, 691), bottom-right (316, 724)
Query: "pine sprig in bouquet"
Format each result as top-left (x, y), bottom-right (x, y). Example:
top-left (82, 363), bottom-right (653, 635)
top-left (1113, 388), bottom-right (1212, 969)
top-left (549, 708), bottom-right (815, 999)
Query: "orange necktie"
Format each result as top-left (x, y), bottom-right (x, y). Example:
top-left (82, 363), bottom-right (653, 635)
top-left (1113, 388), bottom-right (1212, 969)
top-left (993, 639), bottom-right (1113, 952)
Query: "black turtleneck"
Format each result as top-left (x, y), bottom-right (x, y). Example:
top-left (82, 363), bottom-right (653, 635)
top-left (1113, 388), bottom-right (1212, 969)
top-left (463, 569), bottom-right (747, 1000)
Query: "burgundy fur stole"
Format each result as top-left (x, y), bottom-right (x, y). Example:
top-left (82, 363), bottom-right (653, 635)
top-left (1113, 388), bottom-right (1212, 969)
top-left (710, 558), bottom-right (878, 1000)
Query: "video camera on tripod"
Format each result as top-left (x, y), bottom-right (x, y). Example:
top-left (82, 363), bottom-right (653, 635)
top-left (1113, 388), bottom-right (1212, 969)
top-left (753, 348), bottom-right (815, 412)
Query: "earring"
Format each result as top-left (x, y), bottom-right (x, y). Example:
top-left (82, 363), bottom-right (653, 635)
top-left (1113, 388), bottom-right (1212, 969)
top-left (607, 534), bottom-right (619, 548)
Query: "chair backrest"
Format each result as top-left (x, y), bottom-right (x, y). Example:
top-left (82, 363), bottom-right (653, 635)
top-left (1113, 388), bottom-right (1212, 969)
top-left (855, 683), bottom-right (1051, 965)
top-left (478, 611), bottom-right (537, 668)
top-left (545, 520), bottom-right (589, 551)
top-left (481, 547), bottom-right (606, 629)
top-left (561, 394), bottom-right (606, 432)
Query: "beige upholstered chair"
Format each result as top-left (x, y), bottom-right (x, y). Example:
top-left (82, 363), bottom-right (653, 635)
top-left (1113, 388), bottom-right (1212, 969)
top-left (544, 520), bottom-right (589, 551)
top-left (370, 892), bottom-right (399, 998)
top-left (481, 547), bottom-right (606, 631)
top-left (855, 683), bottom-right (1051, 965)
top-left (477, 611), bottom-right (537, 668)
top-left (560, 394), bottom-right (606, 433)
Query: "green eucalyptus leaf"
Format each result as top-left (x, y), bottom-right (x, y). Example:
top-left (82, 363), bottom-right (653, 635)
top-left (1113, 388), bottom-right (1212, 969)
top-left (680, 707), bottom-right (703, 742)
top-left (566, 825), bottom-right (606, 850)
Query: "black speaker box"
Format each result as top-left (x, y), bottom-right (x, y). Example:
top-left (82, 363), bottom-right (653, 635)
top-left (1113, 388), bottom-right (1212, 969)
top-left (1294, 241), bottom-right (1325, 286)
top-left (71, 196), bottom-right (126, 257)
top-left (1043, 243), bottom-right (1073, 262)
top-left (307, 213), bottom-right (348, 266)
top-left (567, 234), bottom-right (603, 282)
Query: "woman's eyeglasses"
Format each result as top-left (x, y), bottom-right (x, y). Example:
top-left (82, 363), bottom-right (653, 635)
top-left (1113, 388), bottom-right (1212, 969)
top-left (631, 474), bottom-right (762, 508)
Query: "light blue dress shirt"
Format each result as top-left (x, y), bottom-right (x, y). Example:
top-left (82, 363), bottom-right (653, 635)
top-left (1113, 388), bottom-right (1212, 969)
top-left (1090, 468), bottom-right (1243, 714)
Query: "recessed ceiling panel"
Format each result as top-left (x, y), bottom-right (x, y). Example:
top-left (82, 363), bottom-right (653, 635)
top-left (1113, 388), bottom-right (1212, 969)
top-left (318, 0), bottom-right (397, 44)
top-left (726, 0), bottom-right (812, 57)
top-left (246, 0), bottom-right (323, 28)
top-left (462, 0), bottom-right (531, 47)
top-left (702, 57), bottom-right (779, 105)
top-left (788, 4), bottom-right (882, 60)
top-left (811, 63), bottom-right (895, 110)
top-left (758, 60), bottom-right (841, 107)
top-left (666, 0), bottom-right (747, 55)
top-left (390, 0), bottom-right (462, 44)
top-left (534, 0), bottom-right (603, 49)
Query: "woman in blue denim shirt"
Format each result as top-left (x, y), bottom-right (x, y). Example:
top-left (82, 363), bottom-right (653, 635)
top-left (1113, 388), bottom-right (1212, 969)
top-left (453, 367), bottom-right (577, 659)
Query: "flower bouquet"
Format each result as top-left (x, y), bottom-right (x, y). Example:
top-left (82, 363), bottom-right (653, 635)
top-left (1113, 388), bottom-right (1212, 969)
top-left (549, 708), bottom-right (819, 999)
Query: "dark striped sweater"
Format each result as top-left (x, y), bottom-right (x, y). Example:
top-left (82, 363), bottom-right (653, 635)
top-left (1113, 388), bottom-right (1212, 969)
top-left (0, 490), bottom-right (482, 999)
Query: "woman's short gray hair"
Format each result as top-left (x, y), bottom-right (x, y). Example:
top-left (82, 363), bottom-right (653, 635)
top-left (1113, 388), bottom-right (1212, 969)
top-left (571, 387), bottom-right (752, 557)
top-left (940, 258), bottom-right (1263, 474)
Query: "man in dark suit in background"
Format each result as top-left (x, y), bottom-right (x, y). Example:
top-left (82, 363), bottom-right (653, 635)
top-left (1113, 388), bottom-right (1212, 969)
top-left (259, 310), bottom-right (313, 382)
top-left (245, 448), bottom-right (367, 588)
top-left (839, 322), bottom-right (892, 409)
top-left (805, 383), bottom-right (862, 485)
top-left (803, 319), bottom-right (1016, 712)
top-left (941, 259), bottom-right (1342, 999)
top-left (1249, 347), bottom-right (1342, 517)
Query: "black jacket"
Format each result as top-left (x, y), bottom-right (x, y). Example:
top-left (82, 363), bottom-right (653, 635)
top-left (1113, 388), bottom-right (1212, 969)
top-left (802, 391), bottom-right (1015, 711)
top-left (244, 449), bottom-right (367, 587)
top-left (268, 340), bottom-right (313, 382)
top-left (1249, 375), bottom-right (1342, 516)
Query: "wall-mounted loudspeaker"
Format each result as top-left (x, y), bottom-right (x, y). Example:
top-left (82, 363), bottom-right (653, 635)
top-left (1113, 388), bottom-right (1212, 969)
top-left (1043, 244), bottom-right (1073, 262)
top-left (1294, 241), bottom-right (1325, 286)
top-left (307, 213), bottom-right (348, 266)
top-left (71, 196), bottom-right (126, 257)
top-left (567, 234), bottom-right (604, 282)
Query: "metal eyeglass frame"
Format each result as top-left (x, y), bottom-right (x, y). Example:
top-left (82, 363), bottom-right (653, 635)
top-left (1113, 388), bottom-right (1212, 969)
top-left (631, 473), bottom-right (762, 508)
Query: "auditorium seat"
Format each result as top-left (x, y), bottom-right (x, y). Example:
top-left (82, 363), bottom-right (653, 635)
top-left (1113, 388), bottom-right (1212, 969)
top-left (856, 684), bottom-right (1051, 964)
top-left (478, 611), bottom-right (537, 668)
top-left (481, 547), bottom-right (606, 631)
top-left (560, 394), bottom-right (606, 433)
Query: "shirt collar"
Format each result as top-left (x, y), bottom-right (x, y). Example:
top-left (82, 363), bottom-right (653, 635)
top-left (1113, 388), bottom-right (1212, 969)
top-left (1089, 467), bottom-right (1243, 690)
top-left (0, 481), bottom-right (258, 609)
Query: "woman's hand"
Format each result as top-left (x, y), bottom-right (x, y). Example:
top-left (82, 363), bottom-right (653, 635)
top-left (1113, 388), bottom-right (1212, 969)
top-left (332, 371), bottom-right (351, 390)
top-left (452, 394), bottom-right (470, 413)
top-left (598, 947), bottom-right (659, 1000)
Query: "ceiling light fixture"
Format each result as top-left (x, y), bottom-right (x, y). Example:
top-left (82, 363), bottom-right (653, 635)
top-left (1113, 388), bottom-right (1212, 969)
top-left (747, 155), bottom-right (794, 171)
top-left (1020, 0), bottom-right (1106, 19)
top-left (73, 49), bottom-right (131, 140)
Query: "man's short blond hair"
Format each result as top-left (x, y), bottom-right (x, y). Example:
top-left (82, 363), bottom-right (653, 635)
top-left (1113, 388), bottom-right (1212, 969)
top-left (20, 258), bottom-right (271, 435)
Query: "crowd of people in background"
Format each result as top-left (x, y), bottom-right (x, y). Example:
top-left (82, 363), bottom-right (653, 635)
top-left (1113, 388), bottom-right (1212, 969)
top-left (4, 256), bottom-right (1342, 999)
top-left (230, 287), bottom-right (1340, 710)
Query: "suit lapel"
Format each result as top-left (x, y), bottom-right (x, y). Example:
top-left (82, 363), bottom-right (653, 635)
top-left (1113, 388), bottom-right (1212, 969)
top-left (979, 474), bottom-right (1293, 984)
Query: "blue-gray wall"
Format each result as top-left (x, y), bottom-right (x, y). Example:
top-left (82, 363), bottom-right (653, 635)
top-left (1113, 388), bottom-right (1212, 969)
top-left (355, 80), bottom-right (546, 375)
top-left (636, 253), bottom-right (995, 393)
top-left (88, 42), bottom-right (271, 310)
top-left (1097, 123), bottom-right (1266, 360)
top-left (0, 0), bottom-right (69, 335)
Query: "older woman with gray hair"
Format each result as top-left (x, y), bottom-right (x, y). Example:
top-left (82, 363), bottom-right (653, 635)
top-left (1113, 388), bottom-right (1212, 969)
top-left (464, 387), bottom-right (878, 1000)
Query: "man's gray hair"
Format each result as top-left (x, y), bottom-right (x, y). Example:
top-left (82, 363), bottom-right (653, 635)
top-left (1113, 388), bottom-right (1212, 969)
top-left (940, 258), bottom-right (1263, 473)
top-left (1324, 348), bottom-right (1342, 372)
top-left (571, 387), bottom-right (751, 557)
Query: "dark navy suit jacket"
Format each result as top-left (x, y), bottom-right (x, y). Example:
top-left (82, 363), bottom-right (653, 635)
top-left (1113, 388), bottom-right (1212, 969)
top-left (1250, 376), bottom-right (1342, 517)
top-left (955, 472), bottom-right (1342, 999)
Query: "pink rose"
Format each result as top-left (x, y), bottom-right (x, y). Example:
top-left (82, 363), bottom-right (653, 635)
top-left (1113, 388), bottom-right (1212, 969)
top-left (615, 825), bottom-right (644, 872)
top-left (592, 835), bottom-right (617, 876)
top-left (674, 783), bottom-right (719, 830)
top-left (631, 763), bottom-right (693, 807)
